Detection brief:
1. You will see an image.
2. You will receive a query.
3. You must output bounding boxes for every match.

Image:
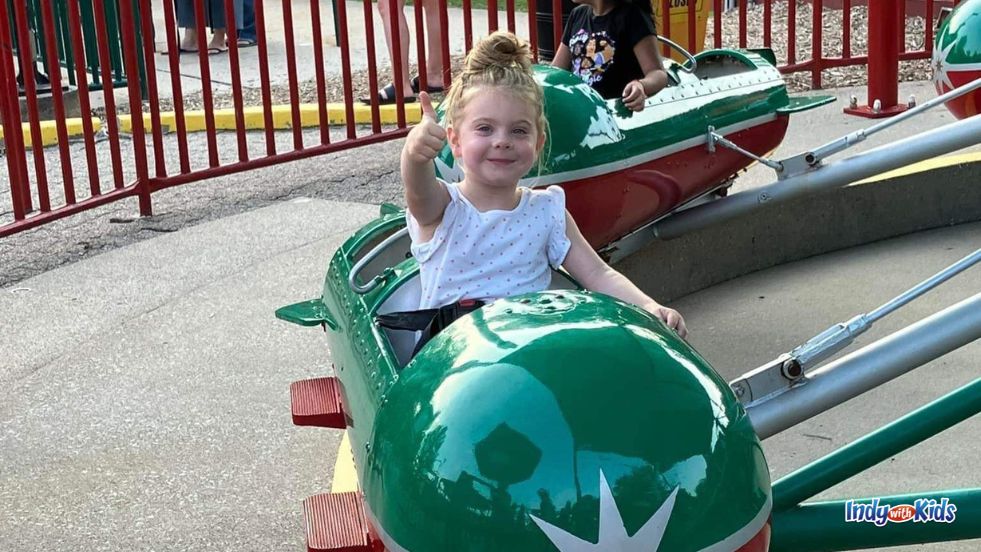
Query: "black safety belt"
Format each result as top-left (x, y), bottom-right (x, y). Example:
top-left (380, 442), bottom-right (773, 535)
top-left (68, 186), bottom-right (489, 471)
top-left (376, 299), bottom-right (485, 357)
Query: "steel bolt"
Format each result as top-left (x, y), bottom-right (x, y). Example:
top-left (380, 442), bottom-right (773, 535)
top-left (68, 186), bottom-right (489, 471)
top-left (849, 95), bottom-right (858, 109)
top-left (732, 383), bottom-right (746, 397)
top-left (759, 192), bottom-right (771, 203)
top-left (782, 358), bottom-right (804, 379)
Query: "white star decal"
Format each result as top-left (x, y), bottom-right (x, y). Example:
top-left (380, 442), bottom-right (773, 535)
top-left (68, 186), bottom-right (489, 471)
top-left (933, 40), bottom-right (957, 93)
top-left (531, 471), bottom-right (679, 551)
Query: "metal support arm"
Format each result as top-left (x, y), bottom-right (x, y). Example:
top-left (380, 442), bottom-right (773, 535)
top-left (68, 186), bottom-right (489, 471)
top-left (806, 77), bottom-right (981, 166)
top-left (731, 249), bottom-right (981, 405)
top-left (706, 126), bottom-right (784, 171)
top-left (655, 114), bottom-right (981, 240)
top-left (744, 292), bottom-right (981, 439)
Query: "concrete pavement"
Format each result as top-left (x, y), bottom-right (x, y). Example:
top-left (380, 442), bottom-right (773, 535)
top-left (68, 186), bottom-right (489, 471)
top-left (1, 198), bottom-right (376, 550)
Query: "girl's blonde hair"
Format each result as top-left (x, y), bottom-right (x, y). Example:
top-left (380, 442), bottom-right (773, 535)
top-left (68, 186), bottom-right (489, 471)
top-left (442, 31), bottom-right (548, 147)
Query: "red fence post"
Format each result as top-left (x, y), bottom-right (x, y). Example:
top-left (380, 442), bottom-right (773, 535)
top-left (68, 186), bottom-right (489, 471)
top-left (0, 0), bottom-right (32, 217)
top-left (115, 0), bottom-right (152, 216)
top-left (844, 0), bottom-right (908, 117)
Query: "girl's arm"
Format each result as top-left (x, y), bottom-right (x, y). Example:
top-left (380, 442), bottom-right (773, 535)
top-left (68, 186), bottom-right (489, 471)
top-left (561, 211), bottom-right (688, 337)
top-left (401, 92), bottom-right (452, 236)
top-left (622, 35), bottom-right (669, 112)
top-left (551, 43), bottom-right (572, 71)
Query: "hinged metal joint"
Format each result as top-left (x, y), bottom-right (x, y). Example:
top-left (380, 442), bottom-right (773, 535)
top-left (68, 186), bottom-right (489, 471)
top-left (706, 126), bottom-right (784, 171)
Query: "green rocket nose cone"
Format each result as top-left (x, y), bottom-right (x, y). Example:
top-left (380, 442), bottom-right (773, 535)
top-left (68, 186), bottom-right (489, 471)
top-left (365, 291), bottom-right (771, 551)
top-left (933, 0), bottom-right (981, 119)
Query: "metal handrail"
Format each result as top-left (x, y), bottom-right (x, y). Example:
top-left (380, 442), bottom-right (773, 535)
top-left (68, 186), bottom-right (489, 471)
top-left (657, 36), bottom-right (698, 74)
top-left (348, 226), bottom-right (410, 294)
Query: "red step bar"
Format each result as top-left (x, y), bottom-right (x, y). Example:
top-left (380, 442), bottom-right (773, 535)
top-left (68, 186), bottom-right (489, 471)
top-left (303, 492), bottom-right (383, 552)
top-left (290, 377), bottom-right (347, 428)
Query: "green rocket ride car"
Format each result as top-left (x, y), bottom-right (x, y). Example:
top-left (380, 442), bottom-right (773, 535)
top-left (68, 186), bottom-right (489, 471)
top-left (278, 45), bottom-right (832, 551)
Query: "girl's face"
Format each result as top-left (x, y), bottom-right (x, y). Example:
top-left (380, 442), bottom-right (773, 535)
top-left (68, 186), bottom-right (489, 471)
top-left (448, 87), bottom-right (545, 189)
top-left (572, 0), bottom-right (608, 11)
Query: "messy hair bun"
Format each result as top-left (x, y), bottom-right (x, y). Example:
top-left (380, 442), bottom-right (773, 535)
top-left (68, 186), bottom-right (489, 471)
top-left (442, 31), bottom-right (547, 149)
top-left (463, 31), bottom-right (533, 76)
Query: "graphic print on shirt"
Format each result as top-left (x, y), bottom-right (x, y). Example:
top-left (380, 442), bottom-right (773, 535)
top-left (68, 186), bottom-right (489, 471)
top-left (568, 29), bottom-right (617, 87)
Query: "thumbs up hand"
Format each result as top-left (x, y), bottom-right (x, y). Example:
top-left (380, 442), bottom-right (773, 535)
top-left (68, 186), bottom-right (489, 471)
top-left (404, 92), bottom-right (448, 164)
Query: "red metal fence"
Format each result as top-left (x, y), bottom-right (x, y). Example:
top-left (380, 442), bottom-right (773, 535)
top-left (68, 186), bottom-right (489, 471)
top-left (0, 0), bottom-right (949, 237)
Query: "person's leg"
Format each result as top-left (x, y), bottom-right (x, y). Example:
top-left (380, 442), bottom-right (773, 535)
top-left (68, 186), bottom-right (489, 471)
top-left (376, 0), bottom-right (412, 94)
top-left (422, 0), bottom-right (445, 88)
top-left (175, 0), bottom-right (200, 50)
top-left (206, 0), bottom-right (243, 51)
top-left (209, 28), bottom-right (227, 50)
top-left (181, 27), bottom-right (199, 50)
top-left (238, 0), bottom-right (255, 43)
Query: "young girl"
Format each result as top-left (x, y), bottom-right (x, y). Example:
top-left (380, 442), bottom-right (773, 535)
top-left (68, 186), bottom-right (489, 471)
top-left (401, 31), bottom-right (686, 344)
top-left (551, 0), bottom-right (668, 112)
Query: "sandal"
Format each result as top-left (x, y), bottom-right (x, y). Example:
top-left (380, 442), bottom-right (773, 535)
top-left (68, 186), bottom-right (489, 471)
top-left (360, 82), bottom-right (416, 105)
top-left (162, 47), bottom-right (217, 55)
top-left (411, 75), bottom-right (445, 94)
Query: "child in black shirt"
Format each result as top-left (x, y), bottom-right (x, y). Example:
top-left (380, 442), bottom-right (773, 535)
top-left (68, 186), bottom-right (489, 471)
top-left (552, 0), bottom-right (668, 111)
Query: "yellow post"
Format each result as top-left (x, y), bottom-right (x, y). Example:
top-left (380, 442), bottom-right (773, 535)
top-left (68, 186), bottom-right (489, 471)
top-left (653, 0), bottom-right (711, 62)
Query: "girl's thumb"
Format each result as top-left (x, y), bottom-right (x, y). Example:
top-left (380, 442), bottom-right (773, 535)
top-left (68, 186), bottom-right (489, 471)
top-left (420, 92), bottom-right (437, 120)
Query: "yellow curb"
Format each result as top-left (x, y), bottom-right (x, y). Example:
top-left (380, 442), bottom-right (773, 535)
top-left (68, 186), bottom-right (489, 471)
top-left (857, 152), bottom-right (981, 183)
top-left (0, 117), bottom-right (102, 148)
top-left (331, 430), bottom-right (360, 493)
top-left (118, 102), bottom-right (425, 133)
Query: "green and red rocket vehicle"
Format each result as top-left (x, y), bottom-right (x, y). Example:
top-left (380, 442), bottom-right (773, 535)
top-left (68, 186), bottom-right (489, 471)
top-left (276, 14), bottom-right (981, 550)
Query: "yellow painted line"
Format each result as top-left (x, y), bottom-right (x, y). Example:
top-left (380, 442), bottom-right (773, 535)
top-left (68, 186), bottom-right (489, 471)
top-left (857, 152), bottom-right (981, 183)
top-left (0, 117), bottom-right (102, 148)
top-left (331, 430), bottom-right (360, 493)
top-left (119, 102), bottom-right (425, 133)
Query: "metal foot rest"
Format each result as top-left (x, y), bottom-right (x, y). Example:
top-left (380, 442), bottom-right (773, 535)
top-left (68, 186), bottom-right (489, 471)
top-left (303, 492), bottom-right (380, 552)
top-left (291, 377), bottom-right (346, 428)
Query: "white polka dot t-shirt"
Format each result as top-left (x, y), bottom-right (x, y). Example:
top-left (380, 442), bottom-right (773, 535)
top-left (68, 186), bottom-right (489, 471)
top-left (407, 181), bottom-right (572, 310)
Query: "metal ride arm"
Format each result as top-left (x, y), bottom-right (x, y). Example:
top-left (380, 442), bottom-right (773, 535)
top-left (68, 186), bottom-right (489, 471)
top-left (787, 248), bottom-right (981, 371)
top-left (730, 248), bottom-right (981, 409)
top-left (743, 291), bottom-right (981, 440)
top-left (657, 109), bottom-right (981, 240)
top-left (705, 77), bottom-right (981, 182)
top-left (779, 76), bottom-right (981, 179)
top-left (707, 126), bottom-right (784, 171)
top-left (728, 248), bottom-right (980, 439)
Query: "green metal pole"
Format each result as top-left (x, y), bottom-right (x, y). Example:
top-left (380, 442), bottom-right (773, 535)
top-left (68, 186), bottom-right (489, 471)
top-left (79, 0), bottom-right (100, 86)
top-left (772, 378), bottom-right (981, 511)
top-left (56, 0), bottom-right (77, 86)
top-left (104, 0), bottom-right (124, 85)
top-left (771, 489), bottom-right (981, 552)
top-left (126, 0), bottom-right (146, 97)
